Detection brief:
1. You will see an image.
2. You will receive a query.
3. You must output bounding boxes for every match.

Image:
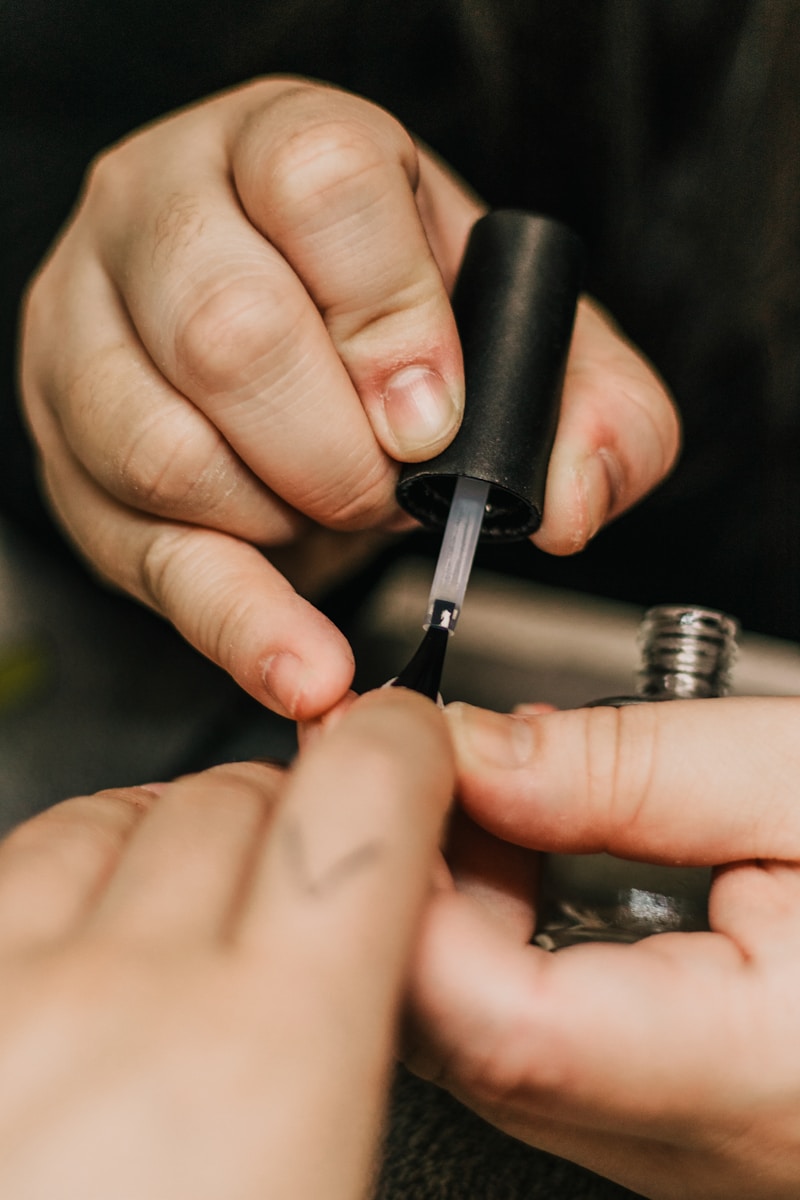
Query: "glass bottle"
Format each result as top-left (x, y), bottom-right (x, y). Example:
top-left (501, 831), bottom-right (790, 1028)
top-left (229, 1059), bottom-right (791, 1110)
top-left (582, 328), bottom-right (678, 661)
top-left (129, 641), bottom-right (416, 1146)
top-left (534, 604), bottom-right (740, 950)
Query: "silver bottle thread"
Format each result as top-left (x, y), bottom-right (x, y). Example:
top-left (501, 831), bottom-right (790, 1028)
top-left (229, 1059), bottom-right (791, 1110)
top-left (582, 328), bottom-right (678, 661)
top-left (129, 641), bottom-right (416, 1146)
top-left (534, 605), bottom-right (740, 950)
top-left (636, 605), bottom-right (738, 699)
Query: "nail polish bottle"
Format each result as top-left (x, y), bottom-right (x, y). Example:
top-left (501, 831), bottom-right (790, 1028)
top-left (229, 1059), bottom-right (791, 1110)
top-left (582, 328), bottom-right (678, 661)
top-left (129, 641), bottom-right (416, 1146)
top-left (534, 604), bottom-right (740, 950)
top-left (392, 211), bottom-right (584, 701)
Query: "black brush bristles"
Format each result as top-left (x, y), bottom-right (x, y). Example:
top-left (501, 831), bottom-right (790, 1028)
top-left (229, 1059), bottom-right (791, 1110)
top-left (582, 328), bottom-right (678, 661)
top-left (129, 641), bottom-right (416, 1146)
top-left (391, 626), bottom-right (449, 701)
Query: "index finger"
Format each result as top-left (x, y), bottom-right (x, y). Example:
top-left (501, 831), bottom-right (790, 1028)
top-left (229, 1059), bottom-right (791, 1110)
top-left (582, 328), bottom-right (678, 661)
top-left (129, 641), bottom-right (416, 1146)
top-left (237, 687), bottom-right (453, 963)
top-left (232, 81), bottom-right (470, 467)
top-left (446, 696), bottom-right (800, 865)
top-left (233, 687), bottom-right (454, 1190)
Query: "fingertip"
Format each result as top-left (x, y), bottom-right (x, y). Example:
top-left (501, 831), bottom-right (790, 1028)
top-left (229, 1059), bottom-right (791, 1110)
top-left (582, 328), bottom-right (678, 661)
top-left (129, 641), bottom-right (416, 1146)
top-left (350, 684), bottom-right (453, 757)
top-left (378, 364), bottom-right (463, 461)
top-left (332, 686), bottom-right (456, 819)
top-left (296, 689), bottom-right (359, 750)
top-left (535, 298), bottom-right (681, 555)
top-left (532, 444), bottom-right (619, 556)
top-left (258, 640), bottom-right (356, 721)
top-left (444, 702), bottom-right (536, 771)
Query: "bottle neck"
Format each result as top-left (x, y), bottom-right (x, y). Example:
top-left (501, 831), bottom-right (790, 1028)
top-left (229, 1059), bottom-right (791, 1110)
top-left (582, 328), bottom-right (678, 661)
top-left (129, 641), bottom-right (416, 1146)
top-left (636, 606), bottom-right (739, 700)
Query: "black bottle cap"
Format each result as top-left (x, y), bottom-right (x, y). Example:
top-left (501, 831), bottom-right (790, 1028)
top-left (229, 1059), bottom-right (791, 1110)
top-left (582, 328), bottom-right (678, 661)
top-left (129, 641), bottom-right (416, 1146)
top-left (396, 210), bottom-right (584, 542)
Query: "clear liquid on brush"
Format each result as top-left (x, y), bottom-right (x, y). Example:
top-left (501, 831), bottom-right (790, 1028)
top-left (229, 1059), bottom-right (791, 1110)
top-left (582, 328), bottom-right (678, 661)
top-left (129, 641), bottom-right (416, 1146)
top-left (391, 476), bottom-right (489, 700)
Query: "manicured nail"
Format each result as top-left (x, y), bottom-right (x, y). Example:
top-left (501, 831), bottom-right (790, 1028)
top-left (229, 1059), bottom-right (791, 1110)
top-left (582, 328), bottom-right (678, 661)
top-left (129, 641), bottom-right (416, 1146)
top-left (446, 702), bottom-right (534, 768)
top-left (382, 366), bottom-right (461, 454)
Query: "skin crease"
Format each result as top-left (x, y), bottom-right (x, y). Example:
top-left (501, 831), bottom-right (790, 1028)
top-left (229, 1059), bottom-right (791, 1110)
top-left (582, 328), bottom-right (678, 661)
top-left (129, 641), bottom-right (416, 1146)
top-left (0, 688), bottom-right (455, 1200)
top-left (386, 695), bottom-right (800, 1200)
top-left (19, 76), bottom-right (679, 721)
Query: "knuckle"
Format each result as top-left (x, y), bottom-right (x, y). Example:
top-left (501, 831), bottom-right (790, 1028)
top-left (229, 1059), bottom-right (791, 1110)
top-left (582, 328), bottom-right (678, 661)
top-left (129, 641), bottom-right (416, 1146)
top-left (80, 143), bottom-right (132, 220)
top-left (116, 421), bottom-right (230, 521)
top-left (0, 792), bottom-right (145, 862)
top-left (151, 191), bottom-right (207, 267)
top-left (266, 112), bottom-right (405, 222)
top-left (582, 706), bottom-right (627, 838)
top-left (442, 996), bottom-right (554, 1115)
top-left (203, 759), bottom-right (286, 795)
top-left (211, 590), bottom-right (270, 681)
top-left (138, 527), bottom-right (261, 656)
top-left (308, 457), bottom-right (395, 530)
top-left (20, 264), bottom-right (50, 333)
top-left (137, 524), bottom-right (191, 615)
top-left (0, 815), bottom-right (55, 860)
top-left (329, 274), bottom-right (442, 352)
top-left (583, 704), bottom-right (660, 845)
top-left (175, 275), bottom-right (300, 396)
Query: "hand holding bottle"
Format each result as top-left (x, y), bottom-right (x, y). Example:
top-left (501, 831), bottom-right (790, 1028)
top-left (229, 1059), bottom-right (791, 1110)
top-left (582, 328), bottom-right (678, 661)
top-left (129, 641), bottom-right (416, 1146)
top-left (19, 77), bottom-right (679, 719)
top-left (404, 695), bottom-right (800, 1199)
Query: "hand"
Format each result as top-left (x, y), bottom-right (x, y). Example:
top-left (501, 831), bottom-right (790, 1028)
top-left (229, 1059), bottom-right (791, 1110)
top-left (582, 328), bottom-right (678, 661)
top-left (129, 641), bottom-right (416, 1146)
top-left (0, 688), bottom-right (452, 1199)
top-left (404, 697), bottom-right (800, 1199)
top-left (20, 77), bottom-right (679, 718)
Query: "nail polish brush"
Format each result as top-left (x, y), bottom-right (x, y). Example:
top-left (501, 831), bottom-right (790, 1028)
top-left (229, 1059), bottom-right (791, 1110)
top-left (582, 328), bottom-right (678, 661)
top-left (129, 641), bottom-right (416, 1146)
top-left (392, 210), bottom-right (584, 700)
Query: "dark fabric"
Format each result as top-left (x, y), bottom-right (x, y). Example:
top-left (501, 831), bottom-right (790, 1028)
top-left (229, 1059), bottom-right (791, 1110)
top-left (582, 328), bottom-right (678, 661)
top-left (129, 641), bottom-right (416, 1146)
top-left (376, 1067), bottom-right (644, 1200)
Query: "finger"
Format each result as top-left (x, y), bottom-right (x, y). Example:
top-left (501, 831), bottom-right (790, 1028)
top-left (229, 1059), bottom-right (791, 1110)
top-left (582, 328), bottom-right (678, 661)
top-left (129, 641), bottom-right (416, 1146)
top-left (0, 789), bottom-right (156, 948)
top-left (414, 144), bottom-right (486, 292)
top-left (84, 762), bottom-right (284, 942)
top-left (97, 82), bottom-right (464, 536)
top-left (445, 810), bottom-right (538, 942)
top-left (534, 299), bottom-right (681, 554)
top-left (710, 858), bottom-right (800, 959)
top-left (22, 243), bottom-right (302, 544)
top-left (233, 688), bottom-right (454, 1193)
top-left (406, 885), bottom-right (752, 1140)
top-left (89, 101), bottom-right (398, 532)
top-left (232, 81), bottom-right (470, 462)
top-left (235, 687), bottom-right (452, 1000)
top-left (39, 433), bottom-right (355, 717)
top-left (296, 689), bottom-right (359, 751)
top-left (237, 686), bottom-right (453, 955)
top-left (446, 696), bottom-right (800, 864)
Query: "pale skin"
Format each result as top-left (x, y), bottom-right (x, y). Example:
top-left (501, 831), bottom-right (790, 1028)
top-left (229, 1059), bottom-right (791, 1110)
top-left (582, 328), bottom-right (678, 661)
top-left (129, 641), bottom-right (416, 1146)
top-left (26, 67), bottom-right (783, 1198)
top-left (3, 692), bottom-right (800, 1198)
top-left (393, 696), bottom-right (800, 1200)
top-left (19, 76), bottom-right (679, 720)
top-left (0, 688), bottom-right (454, 1200)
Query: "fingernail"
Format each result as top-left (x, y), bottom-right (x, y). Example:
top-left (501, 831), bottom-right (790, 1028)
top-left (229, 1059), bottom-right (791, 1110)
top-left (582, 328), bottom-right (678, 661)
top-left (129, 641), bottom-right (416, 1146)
top-left (382, 366), bottom-right (461, 454)
top-left (262, 652), bottom-right (309, 719)
top-left (579, 448), bottom-right (622, 542)
top-left (446, 702), bottom-right (533, 768)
